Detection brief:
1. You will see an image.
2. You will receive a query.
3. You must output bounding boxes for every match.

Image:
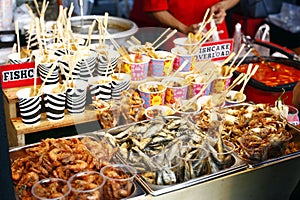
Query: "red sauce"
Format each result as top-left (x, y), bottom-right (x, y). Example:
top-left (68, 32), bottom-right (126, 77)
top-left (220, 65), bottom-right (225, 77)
top-left (237, 62), bottom-right (300, 86)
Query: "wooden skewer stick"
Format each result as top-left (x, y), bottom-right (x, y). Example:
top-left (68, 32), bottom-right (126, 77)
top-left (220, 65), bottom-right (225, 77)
top-left (154, 29), bottom-right (178, 50)
top-left (197, 8), bottom-right (210, 36)
top-left (227, 72), bottom-right (247, 91)
top-left (162, 60), bottom-right (189, 86)
top-left (130, 36), bottom-right (142, 45)
top-left (219, 52), bottom-right (236, 68)
top-left (152, 27), bottom-right (170, 47)
top-left (85, 20), bottom-right (96, 47)
top-left (229, 43), bottom-right (246, 68)
top-left (239, 64), bottom-right (259, 93)
top-left (126, 40), bottom-right (135, 47)
top-left (33, 0), bottom-right (41, 17)
top-left (37, 61), bottom-right (58, 96)
top-left (14, 20), bottom-right (21, 59)
top-left (103, 12), bottom-right (109, 45)
top-left (176, 71), bottom-right (216, 112)
top-left (191, 26), bottom-right (217, 54)
top-left (231, 48), bottom-right (253, 72)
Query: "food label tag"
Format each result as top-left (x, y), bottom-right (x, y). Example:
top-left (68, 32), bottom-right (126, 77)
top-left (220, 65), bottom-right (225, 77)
top-left (0, 62), bottom-right (42, 89)
top-left (196, 39), bottom-right (234, 61)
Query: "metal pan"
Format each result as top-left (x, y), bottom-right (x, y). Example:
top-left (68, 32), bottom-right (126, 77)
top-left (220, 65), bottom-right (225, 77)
top-left (9, 134), bottom-right (147, 200)
top-left (103, 117), bottom-right (248, 196)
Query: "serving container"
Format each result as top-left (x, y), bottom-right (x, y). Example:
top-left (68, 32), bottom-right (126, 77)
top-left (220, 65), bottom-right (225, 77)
top-left (9, 135), bottom-right (146, 200)
top-left (103, 117), bottom-right (248, 196)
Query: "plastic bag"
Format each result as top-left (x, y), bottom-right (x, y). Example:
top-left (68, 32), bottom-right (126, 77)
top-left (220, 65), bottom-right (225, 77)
top-left (240, 0), bottom-right (283, 18)
top-left (267, 2), bottom-right (300, 33)
top-left (254, 24), bottom-right (270, 56)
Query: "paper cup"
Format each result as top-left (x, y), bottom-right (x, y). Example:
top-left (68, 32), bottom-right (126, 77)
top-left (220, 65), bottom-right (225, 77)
top-left (210, 74), bottom-right (232, 94)
top-left (173, 37), bottom-right (199, 51)
top-left (122, 54), bottom-right (150, 82)
top-left (95, 49), bottom-right (120, 76)
top-left (185, 74), bottom-right (211, 99)
top-left (128, 44), bottom-right (154, 55)
top-left (58, 55), bottom-right (81, 81)
top-left (101, 164), bottom-right (136, 200)
top-left (88, 76), bottom-right (113, 101)
top-left (77, 49), bottom-right (98, 81)
top-left (68, 171), bottom-right (105, 200)
top-left (47, 43), bottom-right (69, 56)
top-left (162, 77), bottom-right (189, 105)
top-left (111, 73), bottom-right (131, 100)
top-left (149, 50), bottom-right (175, 77)
top-left (37, 59), bottom-right (59, 85)
top-left (66, 80), bottom-right (88, 114)
top-left (171, 47), bottom-right (196, 73)
top-left (16, 88), bottom-right (42, 125)
top-left (43, 85), bottom-right (66, 121)
top-left (138, 81), bottom-right (166, 108)
top-left (8, 53), bottom-right (31, 64)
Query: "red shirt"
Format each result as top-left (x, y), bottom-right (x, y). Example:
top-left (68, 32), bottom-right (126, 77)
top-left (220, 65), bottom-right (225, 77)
top-left (130, 0), bottom-right (229, 39)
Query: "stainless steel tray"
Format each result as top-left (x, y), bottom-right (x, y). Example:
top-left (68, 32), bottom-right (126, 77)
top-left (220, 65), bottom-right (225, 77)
top-left (248, 123), bottom-right (300, 168)
top-left (9, 134), bottom-right (147, 200)
top-left (102, 118), bottom-right (248, 196)
top-left (221, 103), bottom-right (300, 168)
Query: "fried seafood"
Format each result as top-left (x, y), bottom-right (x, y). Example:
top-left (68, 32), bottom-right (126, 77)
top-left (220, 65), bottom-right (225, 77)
top-left (101, 165), bottom-right (136, 199)
top-left (11, 138), bottom-right (108, 199)
top-left (120, 90), bottom-right (145, 123)
top-left (192, 104), bottom-right (295, 162)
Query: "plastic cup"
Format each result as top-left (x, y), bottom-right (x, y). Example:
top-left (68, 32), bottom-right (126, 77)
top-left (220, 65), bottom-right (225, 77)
top-left (210, 74), bottom-right (232, 94)
top-left (287, 105), bottom-right (300, 125)
top-left (66, 80), bottom-right (88, 114)
top-left (145, 105), bottom-right (175, 119)
top-left (178, 146), bottom-right (209, 182)
top-left (16, 88), bottom-right (42, 126)
top-left (148, 50), bottom-right (175, 77)
top-left (100, 164), bottom-right (136, 200)
top-left (31, 178), bottom-right (71, 200)
top-left (122, 54), bottom-right (150, 82)
top-left (143, 152), bottom-right (179, 186)
top-left (240, 133), bottom-right (271, 162)
top-left (138, 81), bottom-right (166, 108)
top-left (208, 140), bottom-right (236, 171)
top-left (68, 171), bottom-right (105, 200)
top-left (43, 85), bottom-right (66, 121)
top-left (162, 76), bottom-right (189, 105)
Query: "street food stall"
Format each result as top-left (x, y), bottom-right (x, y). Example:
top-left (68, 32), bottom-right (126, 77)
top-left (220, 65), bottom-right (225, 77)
top-left (1, 3), bottom-right (300, 200)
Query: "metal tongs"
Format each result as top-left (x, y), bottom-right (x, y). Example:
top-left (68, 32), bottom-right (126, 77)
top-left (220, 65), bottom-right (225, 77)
top-left (242, 35), bottom-right (277, 71)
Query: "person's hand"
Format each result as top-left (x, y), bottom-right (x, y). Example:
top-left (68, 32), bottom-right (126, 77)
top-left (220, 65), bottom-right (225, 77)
top-left (293, 81), bottom-right (300, 110)
top-left (180, 24), bottom-right (199, 35)
top-left (210, 2), bottom-right (227, 24)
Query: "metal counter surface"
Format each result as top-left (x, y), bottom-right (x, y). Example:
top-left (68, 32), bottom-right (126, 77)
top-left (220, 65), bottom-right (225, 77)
top-left (147, 156), bottom-right (300, 200)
